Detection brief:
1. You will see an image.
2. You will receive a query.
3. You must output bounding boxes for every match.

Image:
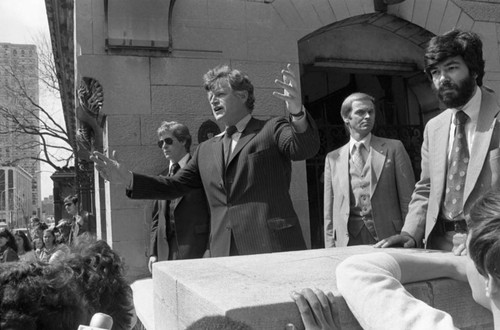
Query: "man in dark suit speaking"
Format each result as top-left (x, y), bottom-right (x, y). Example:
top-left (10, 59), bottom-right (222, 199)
top-left (91, 64), bottom-right (320, 257)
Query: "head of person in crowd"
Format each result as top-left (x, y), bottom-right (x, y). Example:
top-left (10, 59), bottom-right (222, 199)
top-left (14, 230), bottom-right (32, 255)
top-left (64, 194), bottom-right (79, 217)
top-left (157, 121), bottom-right (191, 164)
top-left (0, 258), bottom-right (90, 330)
top-left (0, 228), bottom-right (18, 253)
top-left (34, 222), bottom-right (48, 238)
top-left (68, 234), bottom-right (136, 330)
top-left (467, 190), bottom-right (500, 312)
top-left (340, 92), bottom-right (376, 140)
top-left (30, 216), bottom-right (40, 228)
top-left (424, 29), bottom-right (484, 109)
top-left (42, 228), bottom-right (58, 250)
top-left (203, 65), bottom-right (255, 127)
top-left (32, 237), bottom-right (44, 250)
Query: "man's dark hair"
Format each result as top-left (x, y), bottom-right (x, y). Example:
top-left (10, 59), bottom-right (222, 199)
top-left (0, 262), bottom-right (89, 330)
top-left (64, 195), bottom-right (78, 205)
top-left (424, 29), bottom-right (485, 86)
top-left (203, 65), bottom-right (256, 111)
top-left (468, 190), bottom-right (500, 281)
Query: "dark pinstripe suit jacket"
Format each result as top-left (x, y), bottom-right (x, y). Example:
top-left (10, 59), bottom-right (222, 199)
top-left (128, 114), bottom-right (320, 257)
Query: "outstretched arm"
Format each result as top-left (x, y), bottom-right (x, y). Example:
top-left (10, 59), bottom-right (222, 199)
top-left (91, 150), bottom-right (132, 185)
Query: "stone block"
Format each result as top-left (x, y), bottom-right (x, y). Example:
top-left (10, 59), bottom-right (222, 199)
top-left (111, 207), bottom-right (149, 241)
top-left (439, 1), bottom-right (461, 34)
top-left (473, 22), bottom-right (500, 71)
top-left (170, 0), bottom-right (209, 29)
top-left (456, 11), bottom-right (474, 31)
top-left (411, 0), bottom-right (431, 28)
top-left (230, 60), bottom-right (287, 89)
top-left (273, 0), bottom-right (307, 30)
top-left (207, 0), bottom-right (246, 30)
top-left (151, 85), bottom-right (210, 116)
top-left (76, 55), bottom-right (151, 116)
top-left (253, 87), bottom-right (286, 117)
top-left (91, 0), bottom-right (107, 55)
top-left (151, 246), bottom-right (493, 330)
top-left (310, 0), bottom-right (338, 26)
top-left (131, 279), bottom-right (154, 330)
top-left (75, 0), bottom-right (93, 56)
top-left (425, 0), bottom-right (448, 34)
top-left (247, 28), bottom-right (300, 63)
top-left (113, 238), bottom-right (150, 280)
top-left (397, 0), bottom-right (415, 22)
top-left (345, 0), bottom-right (364, 17)
top-left (328, 0), bottom-right (350, 21)
top-left (359, 0), bottom-right (374, 14)
top-left (107, 115), bottom-right (141, 146)
top-left (151, 58), bottom-right (224, 86)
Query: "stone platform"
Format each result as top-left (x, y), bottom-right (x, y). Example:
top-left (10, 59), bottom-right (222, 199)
top-left (134, 246), bottom-right (492, 329)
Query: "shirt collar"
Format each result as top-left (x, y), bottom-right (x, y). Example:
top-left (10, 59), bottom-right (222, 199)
top-left (171, 152), bottom-right (189, 170)
top-left (349, 133), bottom-right (372, 154)
top-left (452, 86), bottom-right (481, 123)
top-left (216, 114), bottom-right (253, 137)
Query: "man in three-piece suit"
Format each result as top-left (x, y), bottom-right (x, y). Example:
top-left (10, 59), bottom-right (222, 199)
top-left (148, 121), bottom-right (209, 272)
top-left (376, 30), bottom-right (500, 254)
top-left (324, 92), bottom-right (415, 247)
top-left (92, 64), bottom-right (320, 257)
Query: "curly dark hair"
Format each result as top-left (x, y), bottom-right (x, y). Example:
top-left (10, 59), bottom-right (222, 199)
top-left (0, 228), bottom-right (18, 253)
top-left (424, 29), bottom-right (485, 86)
top-left (68, 234), bottom-right (135, 330)
top-left (0, 261), bottom-right (89, 330)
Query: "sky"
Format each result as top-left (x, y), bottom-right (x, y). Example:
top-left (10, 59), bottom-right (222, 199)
top-left (0, 0), bottom-right (65, 199)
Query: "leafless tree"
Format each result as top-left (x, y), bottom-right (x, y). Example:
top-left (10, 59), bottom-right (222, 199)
top-left (0, 34), bottom-right (73, 171)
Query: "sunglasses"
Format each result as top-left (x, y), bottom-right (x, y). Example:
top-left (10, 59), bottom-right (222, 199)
top-left (64, 203), bottom-right (73, 207)
top-left (157, 137), bottom-right (174, 148)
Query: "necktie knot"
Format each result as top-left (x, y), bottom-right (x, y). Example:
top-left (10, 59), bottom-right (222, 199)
top-left (169, 163), bottom-right (180, 176)
top-left (455, 111), bottom-right (468, 125)
top-left (225, 126), bottom-right (237, 138)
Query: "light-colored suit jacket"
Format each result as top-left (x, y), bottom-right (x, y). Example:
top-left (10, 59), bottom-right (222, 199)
top-left (402, 87), bottom-right (500, 246)
top-left (324, 135), bottom-right (415, 247)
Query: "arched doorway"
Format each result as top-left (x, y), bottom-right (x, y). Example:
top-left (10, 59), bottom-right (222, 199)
top-left (299, 13), bottom-right (440, 248)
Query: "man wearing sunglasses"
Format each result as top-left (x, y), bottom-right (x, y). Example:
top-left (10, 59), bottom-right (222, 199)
top-left (92, 64), bottom-right (320, 257)
top-left (148, 121), bottom-right (209, 273)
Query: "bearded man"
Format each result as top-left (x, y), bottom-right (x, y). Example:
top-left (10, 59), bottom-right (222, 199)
top-left (375, 29), bottom-right (500, 254)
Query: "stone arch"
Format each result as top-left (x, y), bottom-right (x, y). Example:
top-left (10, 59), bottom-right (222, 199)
top-left (299, 13), bottom-right (439, 248)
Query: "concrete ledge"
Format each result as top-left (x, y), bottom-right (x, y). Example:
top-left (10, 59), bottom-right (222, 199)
top-left (149, 246), bottom-right (492, 330)
top-left (131, 278), bottom-right (154, 330)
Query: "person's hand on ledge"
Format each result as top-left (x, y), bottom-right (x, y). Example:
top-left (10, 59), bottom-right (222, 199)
top-left (286, 288), bottom-right (339, 330)
top-left (374, 233), bottom-right (416, 248)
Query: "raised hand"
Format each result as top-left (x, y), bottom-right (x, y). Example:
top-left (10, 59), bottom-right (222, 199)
top-left (273, 63), bottom-right (303, 116)
top-left (90, 150), bottom-right (132, 185)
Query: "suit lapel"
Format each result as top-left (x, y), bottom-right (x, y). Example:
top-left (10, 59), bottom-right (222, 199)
top-left (174, 155), bottom-right (192, 209)
top-left (339, 144), bottom-right (350, 201)
top-left (370, 136), bottom-right (386, 196)
top-left (464, 88), bottom-right (500, 202)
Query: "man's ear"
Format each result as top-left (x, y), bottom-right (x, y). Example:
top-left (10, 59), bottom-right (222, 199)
top-left (235, 90), bottom-right (248, 103)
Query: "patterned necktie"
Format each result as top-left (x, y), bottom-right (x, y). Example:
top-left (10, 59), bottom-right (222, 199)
top-left (444, 110), bottom-right (469, 219)
top-left (352, 142), bottom-right (366, 172)
top-left (169, 163), bottom-right (180, 177)
top-left (223, 126), bottom-right (237, 167)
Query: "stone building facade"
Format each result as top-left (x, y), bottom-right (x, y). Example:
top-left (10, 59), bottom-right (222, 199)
top-left (74, 0), bottom-right (500, 279)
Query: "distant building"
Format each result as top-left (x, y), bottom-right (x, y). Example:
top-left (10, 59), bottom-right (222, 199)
top-left (0, 43), bottom-right (42, 216)
top-left (41, 194), bottom-right (54, 223)
top-left (0, 166), bottom-right (33, 228)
